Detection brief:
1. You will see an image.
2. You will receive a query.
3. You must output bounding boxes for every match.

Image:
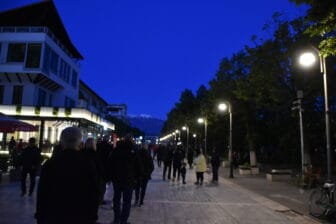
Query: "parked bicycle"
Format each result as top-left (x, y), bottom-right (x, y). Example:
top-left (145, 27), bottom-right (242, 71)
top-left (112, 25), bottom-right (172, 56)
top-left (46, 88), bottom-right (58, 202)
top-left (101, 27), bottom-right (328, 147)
top-left (309, 181), bottom-right (336, 220)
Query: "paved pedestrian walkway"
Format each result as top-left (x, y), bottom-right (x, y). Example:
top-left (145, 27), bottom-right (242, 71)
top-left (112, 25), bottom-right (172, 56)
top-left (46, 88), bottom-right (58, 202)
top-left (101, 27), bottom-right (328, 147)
top-left (0, 164), bottom-right (320, 224)
top-left (218, 167), bottom-right (314, 217)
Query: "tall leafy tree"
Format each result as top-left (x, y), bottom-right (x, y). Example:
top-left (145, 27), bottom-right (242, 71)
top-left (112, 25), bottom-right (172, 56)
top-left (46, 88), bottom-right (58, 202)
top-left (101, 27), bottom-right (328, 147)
top-left (290, 0), bottom-right (336, 56)
top-left (162, 11), bottom-right (336, 174)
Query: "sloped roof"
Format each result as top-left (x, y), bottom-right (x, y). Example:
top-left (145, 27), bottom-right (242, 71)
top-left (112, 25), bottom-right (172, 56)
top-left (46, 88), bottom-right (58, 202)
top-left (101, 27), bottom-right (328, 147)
top-left (0, 0), bottom-right (83, 59)
top-left (79, 80), bottom-right (108, 106)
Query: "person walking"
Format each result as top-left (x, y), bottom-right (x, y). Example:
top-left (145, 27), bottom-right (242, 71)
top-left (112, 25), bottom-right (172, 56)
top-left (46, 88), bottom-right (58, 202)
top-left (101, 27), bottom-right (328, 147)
top-left (82, 137), bottom-right (103, 220)
top-left (96, 135), bottom-right (113, 204)
top-left (187, 147), bottom-right (194, 169)
top-left (35, 127), bottom-right (99, 224)
top-left (181, 162), bottom-right (187, 184)
top-left (194, 149), bottom-right (207, 185)
top-left (109, 134), bottom-right (140, 224)
top-left (134, 143), bottom-right (154, 207)
top-left (172, 146), bottom-right (183, 181)
top-left (156, 144), bottom-right (163, 168)
top-left (162, 144), bottom-right (173, 180)
top-left (19, 137), bottom-right (41, 196)
top-left (210, 148), bottom-right (220, 184)
top-left (8, 136), bottom-right (16, 167)
top-left (51, 143), bottom-right (62, 158)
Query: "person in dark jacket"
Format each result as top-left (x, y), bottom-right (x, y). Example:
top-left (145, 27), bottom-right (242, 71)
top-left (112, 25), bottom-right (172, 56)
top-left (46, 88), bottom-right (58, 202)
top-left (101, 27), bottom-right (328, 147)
top-left (211, 148), bottom-right (221, 184)
top-left (8, 136), bottom-right (16, 166)
top-left (162, 145), bottom-right (173, 180)
top-left (134, 144), bottom-right (154, 207)
top-left (187, 147), bottom-right (194, 169)
top-left (96, 135), bottom-right (113, 204)
top-left (51, 143), bottom-right (62, 158)
top-left (109, 134), bottom-right (140, 224)
top-left (20, 137), bottom-right (41, 196)
top-left (181, 162), bottom-right (187, 184)
top-left (172, 146), bottom-right (183, 181)
top-left (156, 144), bottom-right (163, 168)
top-left (82, 137), bottom-right (103, 220)
top-left (35, 127), bottom-right (99, 224)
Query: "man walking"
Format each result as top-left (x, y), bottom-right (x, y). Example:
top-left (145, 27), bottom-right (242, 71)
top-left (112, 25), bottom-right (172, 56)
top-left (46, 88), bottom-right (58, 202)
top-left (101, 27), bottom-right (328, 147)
top-left (211, 148), bottom-right (220, 184)
top-left (20, 137), bottom-right (41, 196)
top-left (162, 145), bottom-right (173, 180)
top-left (134, 143), bottom-right (154, 207)
top-left (109, 134), bottom-right (140, 224)
top-left (35, 127), bottom-right (99, 224)
top-left (96, 135), bottom-right (113, 204)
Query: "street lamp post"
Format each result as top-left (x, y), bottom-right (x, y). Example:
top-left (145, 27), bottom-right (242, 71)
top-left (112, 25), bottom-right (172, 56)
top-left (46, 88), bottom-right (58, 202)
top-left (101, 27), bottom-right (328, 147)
top-left (193, 133), bottom-right (197, 150)
top-left (197, 118), bottom-right (207, 156)
top-left (299, 51), bottom-right (331, 180)
top-left (218, 102), bottom-right (234, 178)
top-left (182, 126), bottom-right (189, 158)
top-left (175, 130), bottom-right (180, 144)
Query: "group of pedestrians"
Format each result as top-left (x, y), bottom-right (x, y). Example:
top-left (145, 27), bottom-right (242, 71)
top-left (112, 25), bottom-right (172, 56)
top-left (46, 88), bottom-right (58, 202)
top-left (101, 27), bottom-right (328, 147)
top-left (17, 126), bottom-right (221, 224)
top-left (159, 144), bottom-right (221, 186)
top-left (34, 127), bottom-right (154, 224)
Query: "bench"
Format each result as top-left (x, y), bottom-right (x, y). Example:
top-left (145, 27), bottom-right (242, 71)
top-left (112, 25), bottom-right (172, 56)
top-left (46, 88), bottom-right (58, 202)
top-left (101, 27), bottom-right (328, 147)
top-left (266, 169), bottom-right (292, 182)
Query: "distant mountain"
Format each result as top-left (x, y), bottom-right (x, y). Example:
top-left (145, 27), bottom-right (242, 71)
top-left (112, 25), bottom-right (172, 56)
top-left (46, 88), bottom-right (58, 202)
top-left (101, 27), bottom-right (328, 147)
top-left (127, 115), bottom-right (165, 136)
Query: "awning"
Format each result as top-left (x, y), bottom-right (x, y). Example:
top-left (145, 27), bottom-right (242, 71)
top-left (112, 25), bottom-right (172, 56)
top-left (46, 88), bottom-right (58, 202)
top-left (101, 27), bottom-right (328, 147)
top-left (0, 114), bottom-right (38, 132)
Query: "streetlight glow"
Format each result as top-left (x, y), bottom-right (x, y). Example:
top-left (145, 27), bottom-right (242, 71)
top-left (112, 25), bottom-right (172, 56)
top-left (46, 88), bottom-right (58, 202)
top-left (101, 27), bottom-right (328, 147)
top-left (182, 126), bottom-right (187, 130)
top-left (193, 134), bottom-right (197, 138)
top-left (197, 118), bottom-right (204, 123)
top-left (218, 103), bottom-right (228, 111)
top-left (217, 101), bottom-right (234, 178)
top-left (299, 52), bottom-right (316, 67)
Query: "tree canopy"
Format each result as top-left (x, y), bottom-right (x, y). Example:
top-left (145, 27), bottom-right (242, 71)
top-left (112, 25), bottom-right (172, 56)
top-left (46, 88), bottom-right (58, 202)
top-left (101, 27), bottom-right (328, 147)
top-left (161, 9), bottom-right (336, 170)
top-left (290, 0), bottom-right (336, 56)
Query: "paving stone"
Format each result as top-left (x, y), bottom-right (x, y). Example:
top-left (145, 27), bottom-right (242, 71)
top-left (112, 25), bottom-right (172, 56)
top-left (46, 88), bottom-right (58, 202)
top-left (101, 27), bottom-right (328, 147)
top-left (0, 164), bottom-right (319, 224)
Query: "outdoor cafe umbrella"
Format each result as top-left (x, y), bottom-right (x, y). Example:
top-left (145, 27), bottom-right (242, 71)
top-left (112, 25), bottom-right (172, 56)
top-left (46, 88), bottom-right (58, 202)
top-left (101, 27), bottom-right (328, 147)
top-left (0, 114), bottom-right (37, 133)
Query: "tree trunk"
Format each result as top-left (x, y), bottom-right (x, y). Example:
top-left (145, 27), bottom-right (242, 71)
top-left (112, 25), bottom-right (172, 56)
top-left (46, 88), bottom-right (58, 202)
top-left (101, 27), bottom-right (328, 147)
top-left (250, 150), bottom-right (257, 166)
top-left (248, 138), bottom-right (257, 166)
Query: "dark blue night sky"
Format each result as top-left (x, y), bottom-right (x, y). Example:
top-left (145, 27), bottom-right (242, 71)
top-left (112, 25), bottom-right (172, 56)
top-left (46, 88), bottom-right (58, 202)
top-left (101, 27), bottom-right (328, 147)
top-left (1, 0), bottom-right (306, 119)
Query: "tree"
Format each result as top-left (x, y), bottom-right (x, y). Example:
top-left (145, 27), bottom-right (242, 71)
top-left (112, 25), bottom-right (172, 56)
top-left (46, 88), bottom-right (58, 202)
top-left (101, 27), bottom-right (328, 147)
top-left (290, 0), bottom-right (336, 56)
top-left (162, 11), bottom-right (336, 174)
top-left (161, 89), bottom-right (197, 135)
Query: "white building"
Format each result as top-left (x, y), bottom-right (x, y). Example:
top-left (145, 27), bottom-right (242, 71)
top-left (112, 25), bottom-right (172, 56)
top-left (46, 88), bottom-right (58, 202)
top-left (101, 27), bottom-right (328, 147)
top-left (0, 1), bottom-right (114, 151)
top-left (106, 104), bottom-right (128, 118)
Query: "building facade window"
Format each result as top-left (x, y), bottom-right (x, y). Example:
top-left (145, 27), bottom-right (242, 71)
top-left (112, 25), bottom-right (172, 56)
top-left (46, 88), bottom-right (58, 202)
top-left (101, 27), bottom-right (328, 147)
top-left (25, 43), bottom-right (42, 68)
top-left (71, 70), bottom-right (78, 88)
top-left (65, 96), bottom-right (75, 108)
top-left (7, 43), bottom-right (26, 62)
top-left (0, 86), bottom-right (4, 104)
top-left (65, 65), bottom-right (70, 83)
top-left (49, 94), bottom-right (53, 106)
top-left (92, 98), bottom-right (97, 108)
top-left (37, 88), bottom-right (46, 106)
top-left (42, 45), bottom-right (51, 74)
top-left (59, 58), bottom-right (71, 83)
top-left (50, 49), bottom-right (59, 74)
top-left (12, 85), bottom-right (23, 105)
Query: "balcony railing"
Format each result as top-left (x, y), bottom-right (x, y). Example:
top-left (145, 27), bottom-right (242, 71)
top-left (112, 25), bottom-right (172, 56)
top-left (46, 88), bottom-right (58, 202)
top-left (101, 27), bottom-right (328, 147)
top-left (0, 26), bottom-right (80, 64)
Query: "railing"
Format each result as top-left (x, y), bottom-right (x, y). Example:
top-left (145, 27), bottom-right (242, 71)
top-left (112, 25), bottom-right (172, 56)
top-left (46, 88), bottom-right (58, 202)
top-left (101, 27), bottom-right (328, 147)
top-left (0, 26), bottom-right (81, 64)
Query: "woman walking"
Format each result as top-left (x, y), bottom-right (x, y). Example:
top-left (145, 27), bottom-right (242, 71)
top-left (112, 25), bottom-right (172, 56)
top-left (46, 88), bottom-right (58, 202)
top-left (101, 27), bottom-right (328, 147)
top-left (194, 148), bottom-right (207, 185)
